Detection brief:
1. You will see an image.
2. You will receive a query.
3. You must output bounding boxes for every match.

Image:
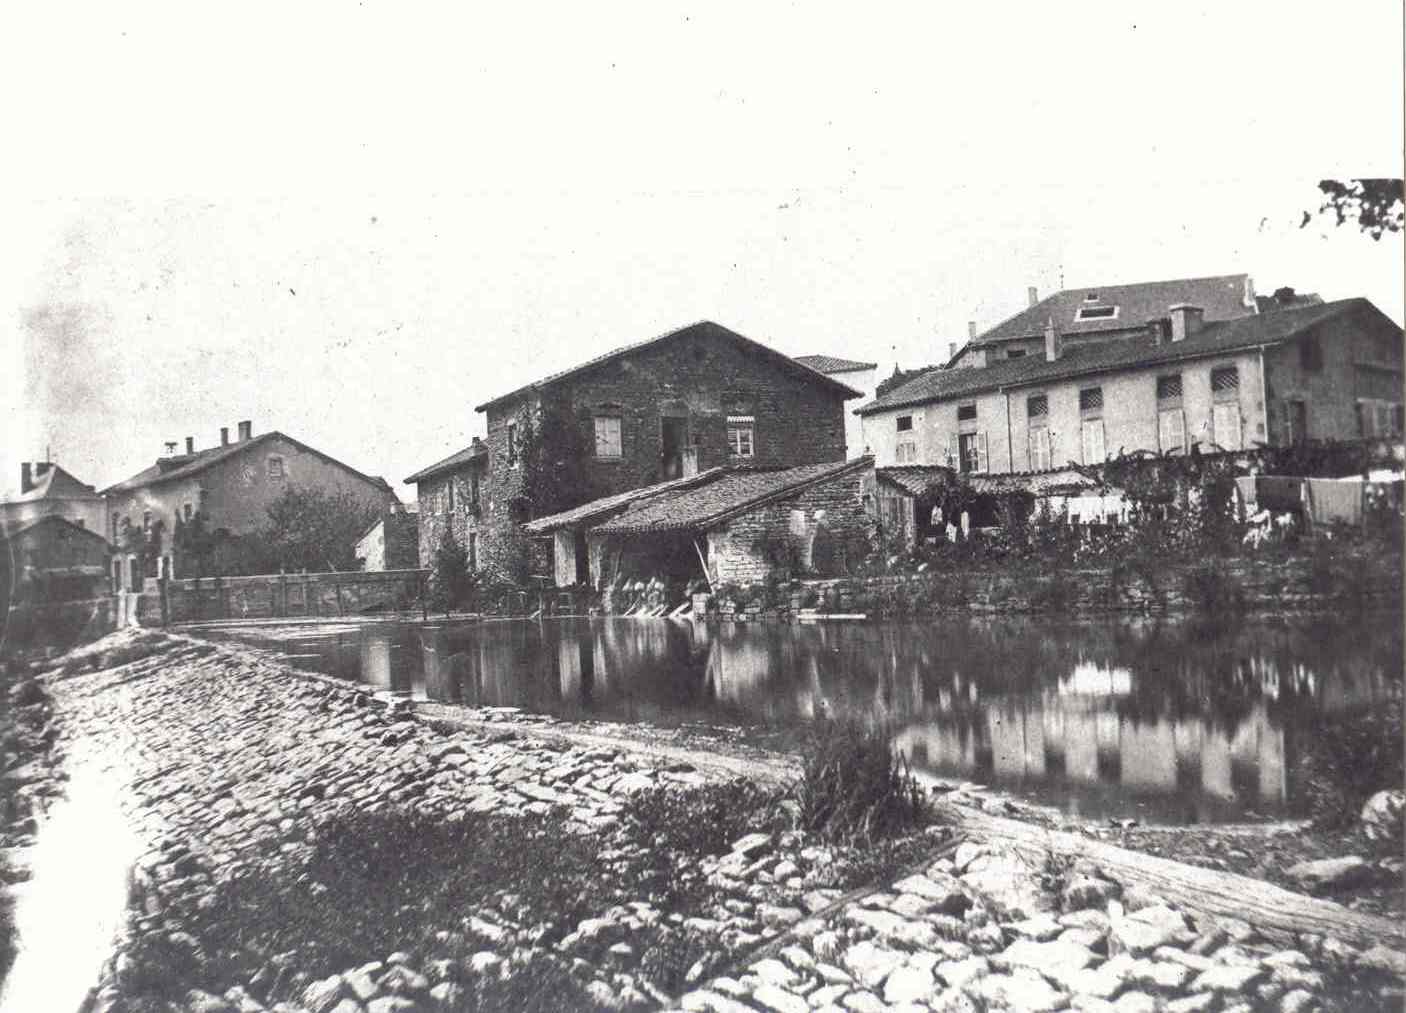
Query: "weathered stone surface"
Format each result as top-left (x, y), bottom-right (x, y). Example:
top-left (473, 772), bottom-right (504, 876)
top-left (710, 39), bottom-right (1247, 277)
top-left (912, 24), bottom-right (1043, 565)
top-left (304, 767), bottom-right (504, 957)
top-left (731, 832), bottom-right (772, 858)
top-left (841, 941), bottom-right (905, 990)
top-left (1360, 789), bottom-right (1405, 843)
top-left (1285, 856), bottom-right (1372, 893)
top-left (752, 983), bottom-right (809, 1013)
top-left (1164, 993), bottom-right (1220, 1013)
top-left (1063, 875), bottom-right (1121, 912)
top-left (1192, 964), bottom-right (1266, 993)
top-left (302, 974), bottom-right (348, 1013)
top-left (967, 969), bottom-right (1069, 1012)
top-left (935, 955), bottom-right (988, 989)
top-left (1005, 913), bottom-right (1064, 941)
top-left (996, 938), bottom-right (1099, 977)
top-left (882, 964), bottom-right (936, 1004)
top-left (1110, 905), bottom-right (1192, 956)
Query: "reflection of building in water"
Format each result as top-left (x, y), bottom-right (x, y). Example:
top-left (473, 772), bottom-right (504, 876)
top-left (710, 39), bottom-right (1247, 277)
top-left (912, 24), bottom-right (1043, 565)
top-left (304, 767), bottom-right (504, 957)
top-left (894, 696), bottom-right (1290, 812)
top-left (1059, 660), bottom-right (1132, 696)
top-left (359, 632), bottom-right (393, 693)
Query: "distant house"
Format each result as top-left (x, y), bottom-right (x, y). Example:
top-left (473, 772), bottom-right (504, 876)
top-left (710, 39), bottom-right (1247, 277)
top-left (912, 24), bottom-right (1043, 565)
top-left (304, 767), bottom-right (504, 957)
top-left (406, 320), bottom-right (861, 579)
top-left (1, 515), bottom-right (112, 605)
top-left (947, 274), bottom-right (1262, 369)
top-left (103, 420), bottom-right (396, 579)
top-left (861, 298), bottom-right (1404, 475)
top-left (357, 506), bottom-right (420, 571)
top-left (794, 355), bottom-right (878, 459)
top-left (525, 457), bottom-right (876, 589)
top-left (0, 461), bottom-right (107, 537)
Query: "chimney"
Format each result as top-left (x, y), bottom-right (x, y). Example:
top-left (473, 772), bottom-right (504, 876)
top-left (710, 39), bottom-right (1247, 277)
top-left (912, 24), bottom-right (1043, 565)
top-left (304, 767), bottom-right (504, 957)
top-left (1044, 317), bottom-right (1062, 362)
top-left (220, 427), bottom-right (230, 446)
top-left (1168, 304), bottom-right (1204, 343)
top-left (164, 441), bottom-right (178, 456)
top-left (1027, 286), bottom-right (1039, 308)
top-left (967, 321), bottom-right (977, 340)
top-left (20, 463), bottom-right (32, 493)
top-left (237, 420), bottom-right (252, 442)
top-left (185, 436), bottom-right (195, 455)
top-left (948, 342), bottom-right (957, 361)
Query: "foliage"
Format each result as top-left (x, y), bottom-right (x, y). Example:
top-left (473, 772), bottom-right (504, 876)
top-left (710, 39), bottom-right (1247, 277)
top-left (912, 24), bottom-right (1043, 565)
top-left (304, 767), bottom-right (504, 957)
top-left (1292, 698), bottom-right (1404, 830)
top-left (1180, 559), bottom-right (1246, 617)
top-left (172, 510), bottom-right (216, 578)
top-left (262, 487), bottom-right (383, 573)
top-left (517, 402), bottom-right (599, 521)
top-left (793, 719), bottom-right (928, 845)
top-left (1301, 178), bottom-right (1404, 241)
top-left (428, 529), bottom-right (475, 612)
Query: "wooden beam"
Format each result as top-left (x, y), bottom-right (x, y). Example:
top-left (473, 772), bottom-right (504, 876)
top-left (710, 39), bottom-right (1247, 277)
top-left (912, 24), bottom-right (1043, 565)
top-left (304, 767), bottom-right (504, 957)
top-left (934, 801), bottom-right (1404, 950)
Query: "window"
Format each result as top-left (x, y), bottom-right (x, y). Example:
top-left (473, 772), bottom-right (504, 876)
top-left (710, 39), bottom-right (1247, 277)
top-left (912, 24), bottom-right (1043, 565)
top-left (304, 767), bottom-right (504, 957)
top-left (1075, 305), bottom-right (1118, 321)
top-left (267, 456), bottom-right (285, 480)
top-left (593, 416), bottom-right (623, 458)
top-left (1029, 427), bottom-right (1052, 470)
top-left (112, 512), bottom-right (120, 535)
top-left (958, 432), bottom-right (988, 473)
top-left (1027, 394), bottom-right (1048, 420)
top-left (143, 510), bottom-right (152, 531)
top-left (1211, 365), bottom-right (1240, 396)
top-left (470, 469), bottom-right (480, 508)
top-left (957, 403), bottom-right (977, 422)
top-left (1299, 335), bottom-right (1323, 372)
top-left (1283, 400), bottom-right (1308, 444)
top-left (1081, 420), bottom-right (1106, 464)
top-left (183, 503), bottom-right (193, 522)
top-left (446, 479), bottom-right (455, 512)
top-left (1084, 292), bottom-right (1100, 302)
top-left (1156, 374), bottom-right (1183, 401)
top-left (506, 422), bottom-right (518, 465)
top-left (1357, 399), bottom-right (1404, 438)
top-left (727, 415), bottom-right (755, 458)
top-left (1158, 409), bottom-right (1186, 454)
top-left (1007, 349), bottom-right (1027, 359)
top-left (468, 532), bottom-right (478, 571)
top-left (895, 440), bottom-right (918, 463)
top-left (896, 415), bottom-right (913, 432)
top-left (1212, 404), bottom-right (1242, 450)
top-left (1079, 386), bottom-right (1103, 414)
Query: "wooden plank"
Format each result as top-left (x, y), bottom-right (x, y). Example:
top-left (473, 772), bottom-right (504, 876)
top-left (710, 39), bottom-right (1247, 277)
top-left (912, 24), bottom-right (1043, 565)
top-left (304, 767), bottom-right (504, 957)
top-left (934, 801), bottom-right (1404, 950)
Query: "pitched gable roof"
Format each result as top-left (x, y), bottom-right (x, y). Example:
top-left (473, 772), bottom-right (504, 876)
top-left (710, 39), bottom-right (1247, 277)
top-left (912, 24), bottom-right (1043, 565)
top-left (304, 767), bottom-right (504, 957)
top-left (404, 439), bottom-right (488, 485)
top-left (974, 274), bottom-right (1255, 347)
top-left (10, 464), bottom-right (100, 503)
top-left (793, 354), bottom-right (879, 374)
top-left (474, 320), bottom-right (862, 412)
top-left (103, 431), bottom-right (393, 495)
top-left (860, 298), bottom-right (1391, 416)
top-left (591, 457), bottom-right (871, 535)
top-left (0, 513), bottom-right (111, 547)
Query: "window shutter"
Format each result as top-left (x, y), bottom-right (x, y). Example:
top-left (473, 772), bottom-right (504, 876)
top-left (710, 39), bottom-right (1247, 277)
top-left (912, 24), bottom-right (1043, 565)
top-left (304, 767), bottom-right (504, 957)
top-left (1173, 410), bottom-right (1185, 452)
top-left (976, 432), bottom-right (989, 473)
top-left (944, 437), bottom-right (953, 469)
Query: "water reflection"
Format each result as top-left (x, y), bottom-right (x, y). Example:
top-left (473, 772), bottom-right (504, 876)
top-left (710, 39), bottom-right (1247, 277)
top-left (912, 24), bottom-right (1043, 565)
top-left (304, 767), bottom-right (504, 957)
top-left (214, 613), bottom-right (1401, 825)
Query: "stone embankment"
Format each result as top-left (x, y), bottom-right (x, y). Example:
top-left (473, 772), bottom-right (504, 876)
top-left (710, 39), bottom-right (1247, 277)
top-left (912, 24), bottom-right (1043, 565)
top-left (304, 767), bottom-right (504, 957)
top-left (6, 629), bottom-right (1402, 1012)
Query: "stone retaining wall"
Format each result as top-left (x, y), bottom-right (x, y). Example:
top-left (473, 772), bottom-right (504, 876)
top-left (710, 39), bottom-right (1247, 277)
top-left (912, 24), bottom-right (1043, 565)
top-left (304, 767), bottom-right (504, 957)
top-left (161, 568), bottom-right (428, 622)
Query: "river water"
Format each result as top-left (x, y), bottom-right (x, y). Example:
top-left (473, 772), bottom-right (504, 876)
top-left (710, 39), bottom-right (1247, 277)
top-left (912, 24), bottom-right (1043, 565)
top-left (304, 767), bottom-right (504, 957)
top-left (205, 612), bottom-right (1402, 826)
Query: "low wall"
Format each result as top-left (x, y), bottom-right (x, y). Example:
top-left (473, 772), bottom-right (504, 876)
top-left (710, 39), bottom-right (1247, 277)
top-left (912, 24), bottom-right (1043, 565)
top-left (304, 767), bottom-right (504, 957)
top-left (694, 554), bottom-right (1401, 620)
top-left (163, 569), bottom-right (427, 623)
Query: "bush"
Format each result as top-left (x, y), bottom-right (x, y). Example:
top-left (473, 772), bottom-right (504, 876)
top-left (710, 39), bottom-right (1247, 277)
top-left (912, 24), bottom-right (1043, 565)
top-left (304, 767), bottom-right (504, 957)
top-left (1292, 698), bottom-right (1404, 831)
top-left (794, 719), bottom-right (928, 845)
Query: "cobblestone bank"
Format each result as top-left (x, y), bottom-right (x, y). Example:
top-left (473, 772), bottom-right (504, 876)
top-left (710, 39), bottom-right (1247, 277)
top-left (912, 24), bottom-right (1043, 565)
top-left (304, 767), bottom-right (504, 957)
top-left (17, 629), bottom-right (1403, 1013)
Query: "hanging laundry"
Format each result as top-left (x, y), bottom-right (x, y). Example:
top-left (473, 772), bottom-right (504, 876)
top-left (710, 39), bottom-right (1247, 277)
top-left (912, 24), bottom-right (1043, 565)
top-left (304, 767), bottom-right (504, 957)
top-left (1305, 477), bottom-right (1364, 526)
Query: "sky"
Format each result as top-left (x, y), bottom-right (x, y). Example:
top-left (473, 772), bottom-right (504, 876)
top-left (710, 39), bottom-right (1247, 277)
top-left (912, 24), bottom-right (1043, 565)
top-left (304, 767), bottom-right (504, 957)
top-left (3, 2), bottom-right (1403, 503)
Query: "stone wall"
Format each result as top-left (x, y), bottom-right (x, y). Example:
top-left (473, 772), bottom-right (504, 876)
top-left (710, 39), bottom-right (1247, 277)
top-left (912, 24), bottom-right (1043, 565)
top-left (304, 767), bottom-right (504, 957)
top-left (707, 467), bottom-right (876, 584)
top-left (162, 569), bottom-right (427, 622)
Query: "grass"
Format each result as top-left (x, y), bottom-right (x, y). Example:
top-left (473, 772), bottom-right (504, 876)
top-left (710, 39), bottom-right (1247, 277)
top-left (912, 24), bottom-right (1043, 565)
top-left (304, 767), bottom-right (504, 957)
top-left (794, 718), bottom-right (929, 846)
top-left (1292, 697), bottom-right (1404, 832)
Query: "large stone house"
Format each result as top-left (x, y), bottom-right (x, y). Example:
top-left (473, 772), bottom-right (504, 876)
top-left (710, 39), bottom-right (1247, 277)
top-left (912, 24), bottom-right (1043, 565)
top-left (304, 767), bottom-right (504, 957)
top-left (860, 298), bottom-right (1404, 474)
top-left (793, 355), bottom-right (878, 459)
top-left (104, 420), bottom-right (396, 580)
top-left (406, 320), bottom-right (861, 579)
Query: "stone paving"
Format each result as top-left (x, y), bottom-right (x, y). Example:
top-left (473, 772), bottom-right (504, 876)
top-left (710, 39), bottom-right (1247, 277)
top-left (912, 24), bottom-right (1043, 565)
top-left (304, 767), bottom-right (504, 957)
top-left (14, 629), bottom-right (1403, 1012)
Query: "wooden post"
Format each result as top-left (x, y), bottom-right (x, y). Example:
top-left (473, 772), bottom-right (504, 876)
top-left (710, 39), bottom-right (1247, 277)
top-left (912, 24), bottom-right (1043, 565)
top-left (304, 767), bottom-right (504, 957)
top-left (693, 537), bottom-right (715, 595)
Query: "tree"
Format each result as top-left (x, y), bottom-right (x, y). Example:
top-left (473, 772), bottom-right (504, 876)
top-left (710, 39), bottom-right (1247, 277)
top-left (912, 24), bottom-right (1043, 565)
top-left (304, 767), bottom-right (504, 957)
top-left (262, 487), bottom-right (383, 573)
top-left (518, 402), bottom-right (599, 519)
top-left (428, 529), bottom-right (474, 613)
top-left (173, 510), bottom-right (216, 578)
top-left (1301, 178), bottom-right (1404, 240)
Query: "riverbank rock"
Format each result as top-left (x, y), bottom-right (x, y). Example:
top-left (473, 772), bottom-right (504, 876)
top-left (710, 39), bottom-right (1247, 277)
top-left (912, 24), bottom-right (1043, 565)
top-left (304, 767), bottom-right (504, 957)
top-left (1284, 855), bottom-right (1372, 893)
top-left (1360, 789), bottom-right (1405, 843)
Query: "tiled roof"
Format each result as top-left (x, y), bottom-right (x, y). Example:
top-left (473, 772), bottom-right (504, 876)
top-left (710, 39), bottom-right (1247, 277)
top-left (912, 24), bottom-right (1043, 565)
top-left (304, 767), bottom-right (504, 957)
top-left (474, 320), bottom-right (862, 412)
top-left (591, 457), bottom-right (871, 535)
top-left (522, 468), bottom-right (728, 533)
top-left (974, 274), bottom-right (1255, 346)
top-left (403, 440), bottom-right (488, 484)
top-left (859, 298), bottom-right (1383, 416)
top-left (0, 513), bottom-right (111, 546)
top-left (103, 432), bottom-right (393, 495)
top-left (967, 467), bottom-right (1099, 496)
top-left (793, 354), bottom-right (879, 374)
top-left (876, 466), bottom-right (955, 497)
top-left (8, 464), bottom-right (100, 503)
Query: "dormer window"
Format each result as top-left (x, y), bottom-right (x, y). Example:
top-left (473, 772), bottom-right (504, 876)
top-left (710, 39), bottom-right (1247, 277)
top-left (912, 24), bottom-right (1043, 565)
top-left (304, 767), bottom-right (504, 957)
top-left (267, 456), bottom-right (285, 480)
top-left (1084, 293), bottom-right (1099, 302)
top-left (1075, 305), bottom-right (1118, 321)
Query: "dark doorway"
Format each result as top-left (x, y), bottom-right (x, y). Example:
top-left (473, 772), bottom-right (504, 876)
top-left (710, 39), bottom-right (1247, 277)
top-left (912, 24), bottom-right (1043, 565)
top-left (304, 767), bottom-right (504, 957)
top-left (661, 415), bottom-right (687, 479)
top-left (574, 530), bottom-right (589, 585)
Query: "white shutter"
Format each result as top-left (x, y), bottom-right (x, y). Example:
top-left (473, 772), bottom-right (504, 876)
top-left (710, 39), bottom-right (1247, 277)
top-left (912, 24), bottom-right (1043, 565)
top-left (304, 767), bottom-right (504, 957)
top-left (1031, 428), bottom-right (1051, 471)
top-left (1173, 410), bottom-right (1186, 453)
top-left (1213, 405), bottom-right (1241, 450)
top-left (1082, 420), bottom-right (1105, 464)
top-left (976, 431), bottom-right (989, 473)
top-left (944, 437), bottom-right (954, 469)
